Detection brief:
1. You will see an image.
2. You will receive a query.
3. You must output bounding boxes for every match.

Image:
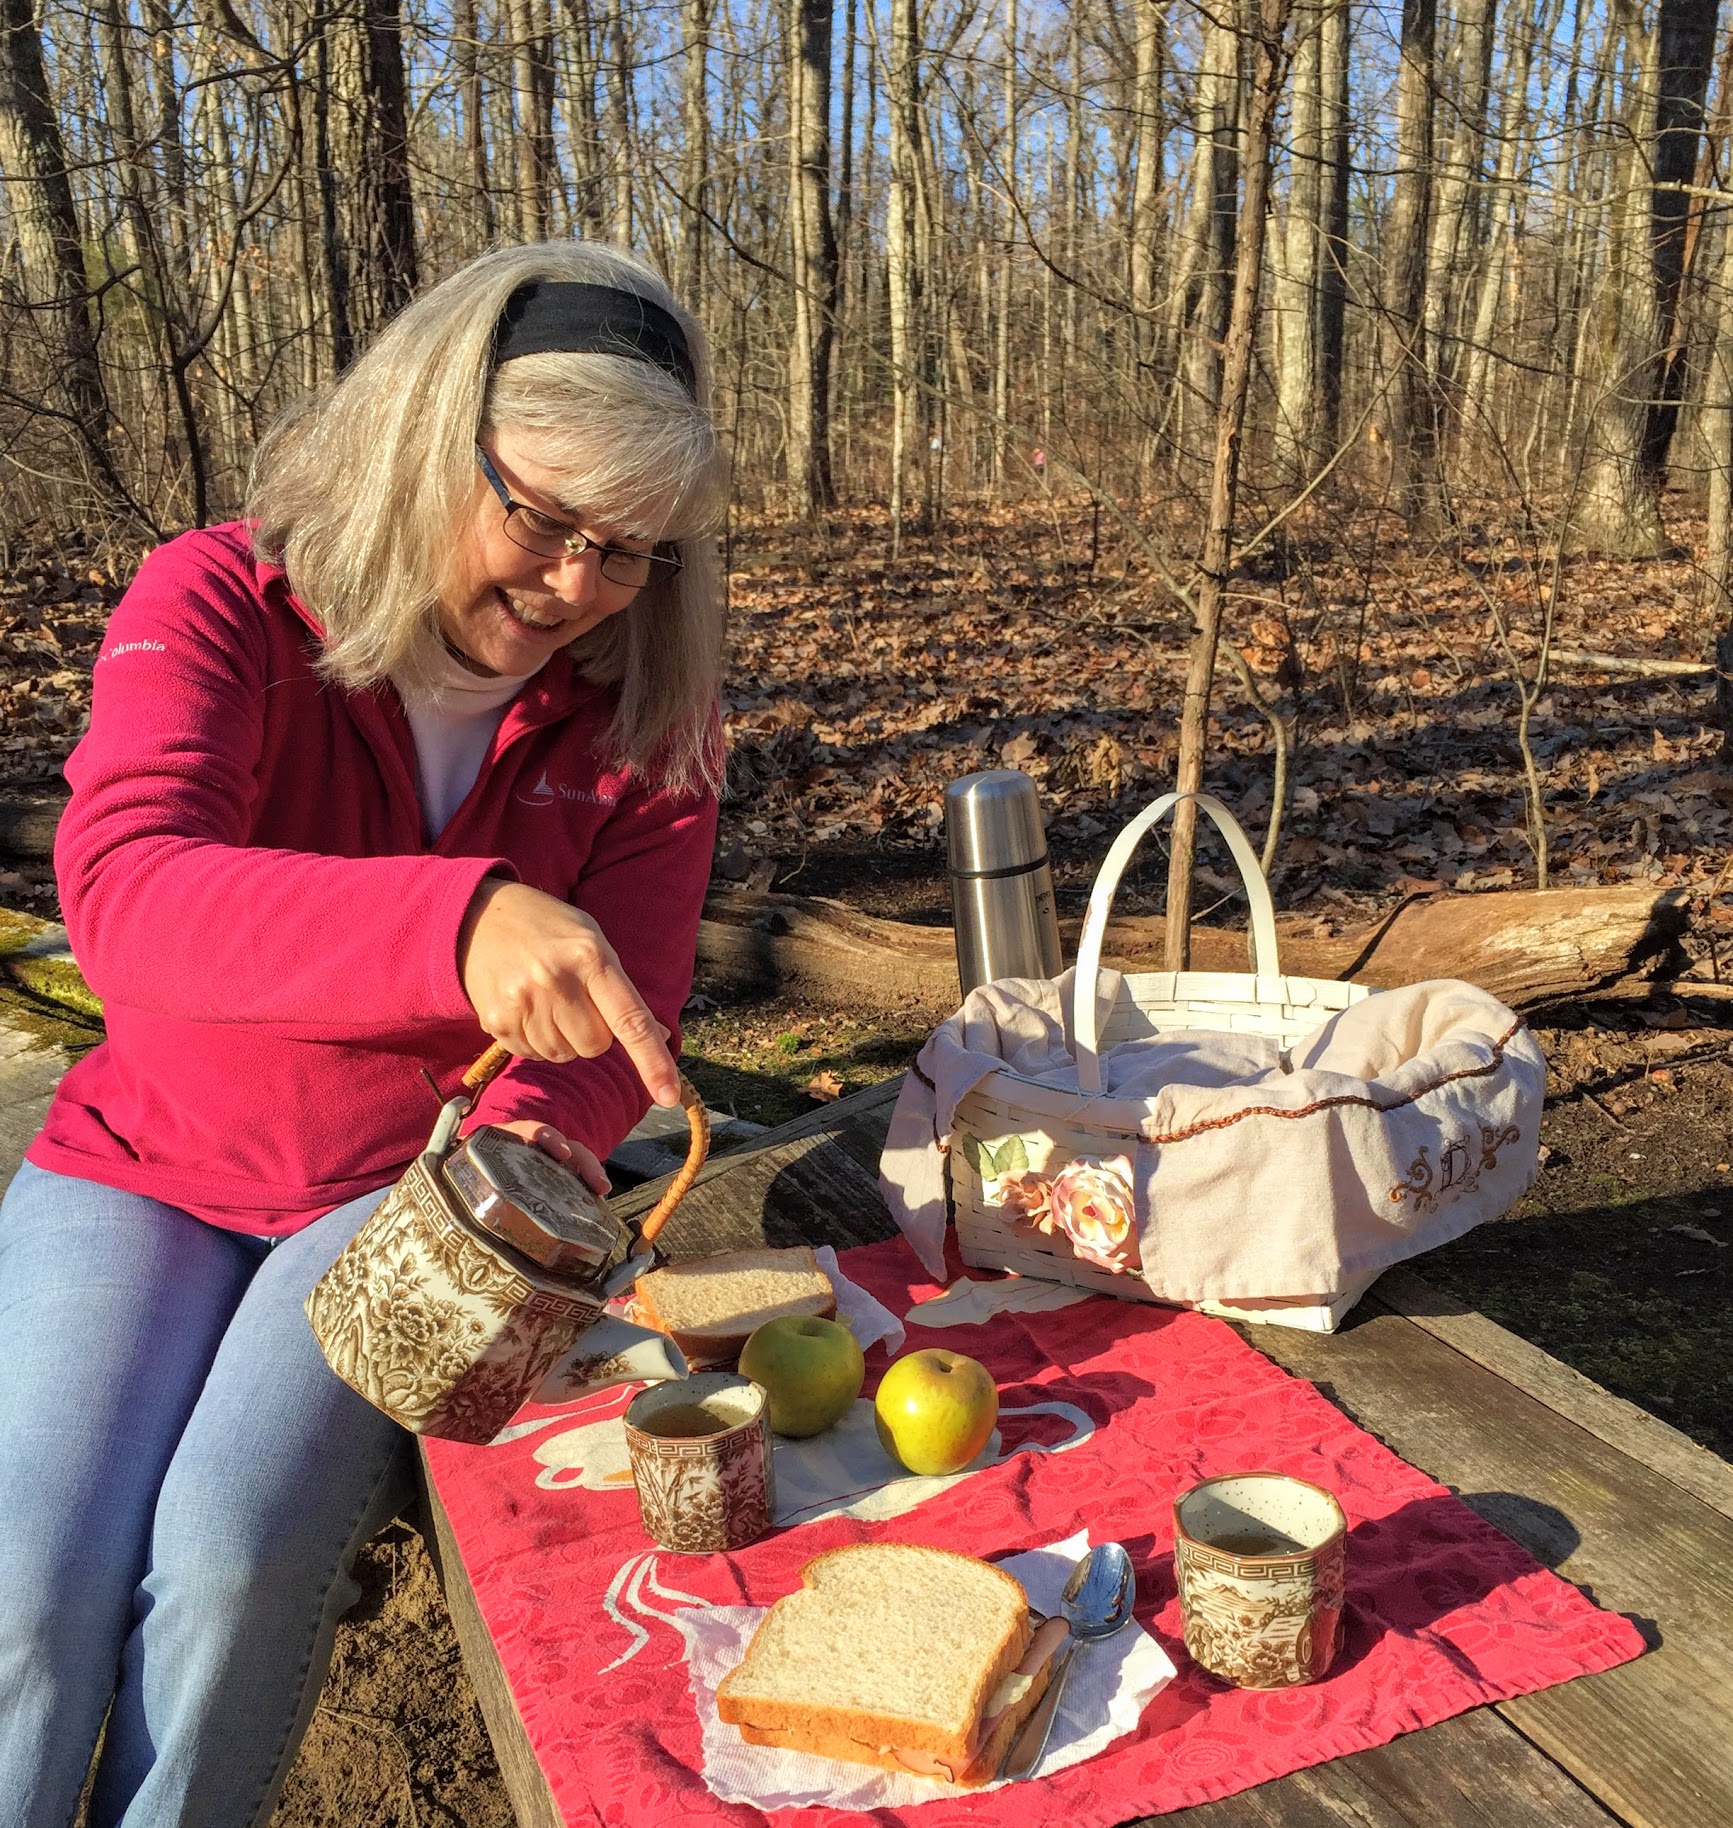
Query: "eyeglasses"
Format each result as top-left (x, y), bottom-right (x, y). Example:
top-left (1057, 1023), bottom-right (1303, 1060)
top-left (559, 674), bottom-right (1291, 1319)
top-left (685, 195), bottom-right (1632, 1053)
top-left (476, 446), bottom-right (682, 589)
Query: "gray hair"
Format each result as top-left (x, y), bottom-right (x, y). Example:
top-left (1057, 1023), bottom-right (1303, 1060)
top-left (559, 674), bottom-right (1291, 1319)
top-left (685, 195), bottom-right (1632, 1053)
top-left (247, 242), bottom-right (727, 795)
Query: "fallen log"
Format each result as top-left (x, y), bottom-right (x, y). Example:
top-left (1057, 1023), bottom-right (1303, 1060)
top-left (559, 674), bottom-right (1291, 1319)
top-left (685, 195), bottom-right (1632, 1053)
top-left (696, 882), bottom-right (1692, 1013)
top-left (0, 793), bottom-right (69, 861)
top-left (1546, 647), bottom-right (1714, 680)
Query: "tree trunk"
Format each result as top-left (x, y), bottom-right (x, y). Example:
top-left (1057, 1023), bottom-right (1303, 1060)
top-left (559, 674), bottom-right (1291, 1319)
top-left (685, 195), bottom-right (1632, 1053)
top-left (1317, 0), bottom-right (1350, 448)
top-left (311, 10), bottom-right (354, 372)
top-left (1461, 0), bottom-right (1547, 437)
top-left (1640, 0), bottom-right (1719, 481)
top-left (834, 0), bottom-right (857, 330)
top-left (1128, 0), bottom-right (1164, 476)
top-left (559, 0), bottom-right (605, 237)
top-left (886, 0), bottom-right (920, 550)
top-left (787, 0), bottom-right (837, 514)
top-left (0, 0), bottom-right (115, 464)
top-left (1272, 0), bottom-right (1322, 477)
top-left (1424, 0), bottom-right (1493, 404)
top-left (1701, 67), bottom-right (1733, 746)
top-left (457, 0), bottom-right (493, 245)
top-left (1573, 0), bottom-right (1670, 556)
top-left (1383, 0), bottom-right (1443, 528)
top-left (604, 0), bottom-right (632, 242)
top-left (678, 0), bottom-right (710, 303)
top-left (360, 0), bottom-right (419, 319)
top-left (991, 0), bottom-right (1017, 495)
top-left (508, 0), bottom-right (540, 238)
top-left (1165, 0), bottom-right (1296, 969)
top-left (1175, 12), bottom-right (1239, 460)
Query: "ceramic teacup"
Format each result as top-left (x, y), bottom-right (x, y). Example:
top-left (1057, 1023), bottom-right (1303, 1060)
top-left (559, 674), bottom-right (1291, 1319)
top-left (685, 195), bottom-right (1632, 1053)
top-left (1173, 1472), bottom-right (1347, 1687)
top-left (623, 1373), bottom-right (775, 1554)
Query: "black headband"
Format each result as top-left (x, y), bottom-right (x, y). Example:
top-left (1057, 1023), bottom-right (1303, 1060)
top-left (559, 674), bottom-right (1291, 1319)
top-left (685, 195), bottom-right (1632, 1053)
top-left (491, 281), bottom-right (697, 394)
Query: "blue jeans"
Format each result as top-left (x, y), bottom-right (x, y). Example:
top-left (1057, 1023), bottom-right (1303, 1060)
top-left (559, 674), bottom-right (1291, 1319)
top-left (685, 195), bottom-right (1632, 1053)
top-left (0, 1162), bottom-right (413, 1828)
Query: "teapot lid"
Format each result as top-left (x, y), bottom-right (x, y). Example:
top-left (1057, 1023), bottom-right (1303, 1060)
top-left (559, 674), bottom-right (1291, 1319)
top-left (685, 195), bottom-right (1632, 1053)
top-left (441, 1127), bottom-right (626, 1280)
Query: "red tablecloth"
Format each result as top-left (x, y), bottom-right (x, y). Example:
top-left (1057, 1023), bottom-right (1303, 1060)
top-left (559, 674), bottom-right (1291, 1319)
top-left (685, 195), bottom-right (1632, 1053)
top-left (424, 1237), bottom-right (1645, 1826)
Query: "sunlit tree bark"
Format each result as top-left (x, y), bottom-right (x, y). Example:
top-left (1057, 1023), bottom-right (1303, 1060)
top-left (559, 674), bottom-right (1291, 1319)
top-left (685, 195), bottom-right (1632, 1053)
top-left (1574, 0), bottom-right (1669, 555)
top-left (1166, 0), bottom-right (1298, 965)
top-left (1273, 0), bottom-right (1323, 476)
top-left (787, 0), bottom-right (837, 512)
top-left (1384, 0), bottom-right (1443, 527)
top-left (0, 0), bottom-right (113, 460)
top-left (886, 0), bottom-right (921, 547)
top-left (1640, 0), bottom-right (1718, 480)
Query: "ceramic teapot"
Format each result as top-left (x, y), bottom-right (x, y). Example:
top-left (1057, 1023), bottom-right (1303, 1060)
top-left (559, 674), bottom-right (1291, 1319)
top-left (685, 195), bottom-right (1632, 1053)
top-left (306, 1042), bottom-right (708, 1444)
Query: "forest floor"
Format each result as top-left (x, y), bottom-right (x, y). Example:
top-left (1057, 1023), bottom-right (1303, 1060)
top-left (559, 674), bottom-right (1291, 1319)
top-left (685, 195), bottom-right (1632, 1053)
top-left (7, 492), bottom-right (1733, 1821)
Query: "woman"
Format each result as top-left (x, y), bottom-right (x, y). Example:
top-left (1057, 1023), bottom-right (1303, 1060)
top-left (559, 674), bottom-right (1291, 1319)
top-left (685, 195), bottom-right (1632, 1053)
top-left (0, 242), bottom-right (726, 1826)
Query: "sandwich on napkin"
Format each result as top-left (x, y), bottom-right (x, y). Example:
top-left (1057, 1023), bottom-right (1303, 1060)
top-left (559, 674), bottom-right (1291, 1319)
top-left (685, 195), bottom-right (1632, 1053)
top-left (633, 1245), bottom-right (835, 1364)
top-left (716, 1542), bottom-right (1070, 1785)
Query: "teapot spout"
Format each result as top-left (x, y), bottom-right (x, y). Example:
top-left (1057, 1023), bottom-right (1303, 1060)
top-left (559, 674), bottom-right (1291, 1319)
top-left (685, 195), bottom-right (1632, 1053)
top-left (531, 1312), bottom-right (687, 1408)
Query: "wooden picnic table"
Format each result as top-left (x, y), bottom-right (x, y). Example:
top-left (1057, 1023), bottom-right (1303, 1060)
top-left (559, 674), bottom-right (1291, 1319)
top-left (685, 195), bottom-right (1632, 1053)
top-left (421, 1075), bottom-right (1733, 1828)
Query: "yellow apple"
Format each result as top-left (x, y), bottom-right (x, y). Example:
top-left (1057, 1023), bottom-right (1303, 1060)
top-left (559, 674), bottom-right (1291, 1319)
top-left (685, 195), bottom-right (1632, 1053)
top-left (739, 1315), bottom-right (866, 1438)
top-left (873, 1349), bottom-right (999, 1475)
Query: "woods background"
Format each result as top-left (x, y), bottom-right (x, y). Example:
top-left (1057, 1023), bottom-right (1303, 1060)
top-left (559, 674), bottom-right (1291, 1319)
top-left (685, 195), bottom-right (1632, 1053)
top-left (7, 0), bottom-right (1733, 933)
top-left (8, 0), bottom-right (1733, 552)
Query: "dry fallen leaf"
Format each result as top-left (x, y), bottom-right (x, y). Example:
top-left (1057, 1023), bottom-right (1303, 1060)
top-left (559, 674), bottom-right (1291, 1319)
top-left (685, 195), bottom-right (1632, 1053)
top-left (805, 1070), bottom-right (845, 1102)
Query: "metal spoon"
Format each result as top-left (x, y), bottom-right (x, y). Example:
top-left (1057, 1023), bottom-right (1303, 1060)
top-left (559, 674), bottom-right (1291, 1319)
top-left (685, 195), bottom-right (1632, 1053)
top-left (1000, 1540), bottom-right (1137, 1781)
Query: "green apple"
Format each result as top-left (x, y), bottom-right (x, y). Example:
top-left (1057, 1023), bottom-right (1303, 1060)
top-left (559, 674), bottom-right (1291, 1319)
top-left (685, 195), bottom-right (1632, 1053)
top-left (873, 1349), bottom-right (999, 1476)
top-left (739, 1314), bottom-right (866, 1438)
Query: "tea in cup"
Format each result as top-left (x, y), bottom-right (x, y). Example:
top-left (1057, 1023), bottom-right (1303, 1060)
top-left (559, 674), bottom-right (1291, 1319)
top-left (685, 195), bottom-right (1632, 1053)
top-left (623, 1373), bottom-right (775, 1553)
top-left (1173, 1472), bottom-right (1346, 1687)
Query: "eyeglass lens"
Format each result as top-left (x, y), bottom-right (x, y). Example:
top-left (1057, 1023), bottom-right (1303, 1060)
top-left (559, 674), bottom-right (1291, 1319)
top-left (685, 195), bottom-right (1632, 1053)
top-left (502, 509), bottom-right (663, 586)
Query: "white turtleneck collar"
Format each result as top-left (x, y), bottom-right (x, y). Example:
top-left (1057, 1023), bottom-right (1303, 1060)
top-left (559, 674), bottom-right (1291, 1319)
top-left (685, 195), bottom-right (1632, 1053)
top-left (393, 647), bottom-right (549, 839)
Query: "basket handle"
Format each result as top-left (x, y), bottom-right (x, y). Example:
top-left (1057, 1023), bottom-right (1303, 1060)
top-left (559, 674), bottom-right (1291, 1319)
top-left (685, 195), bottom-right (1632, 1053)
top-left (1073, 791), bottom-right (1282, 1095)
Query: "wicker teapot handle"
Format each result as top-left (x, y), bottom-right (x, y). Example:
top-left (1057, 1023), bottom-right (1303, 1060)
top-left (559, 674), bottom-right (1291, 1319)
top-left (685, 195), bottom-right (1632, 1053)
top-left (1072, 791), bottom-right (1282, 1096)
top-left (636, 1076), bottom-right (711, 1247)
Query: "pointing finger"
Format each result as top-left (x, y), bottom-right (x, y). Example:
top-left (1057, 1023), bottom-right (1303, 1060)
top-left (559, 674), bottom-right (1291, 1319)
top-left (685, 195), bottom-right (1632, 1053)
top-left (580, 956), bottom-right (681, 1107)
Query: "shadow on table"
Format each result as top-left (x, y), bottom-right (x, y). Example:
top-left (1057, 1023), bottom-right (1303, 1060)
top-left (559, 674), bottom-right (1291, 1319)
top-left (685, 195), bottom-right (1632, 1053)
top-left (1332, 1491), bottom-right (1598, 1681)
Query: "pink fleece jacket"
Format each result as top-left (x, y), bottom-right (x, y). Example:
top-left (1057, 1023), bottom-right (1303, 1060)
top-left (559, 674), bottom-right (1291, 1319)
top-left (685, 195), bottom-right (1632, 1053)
top-left (27, 524), bottom-right (718, 1234)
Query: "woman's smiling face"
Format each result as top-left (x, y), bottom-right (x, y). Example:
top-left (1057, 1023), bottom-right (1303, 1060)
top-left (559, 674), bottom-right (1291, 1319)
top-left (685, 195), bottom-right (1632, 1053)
top-left (439, 427), bottom-right (657, 676)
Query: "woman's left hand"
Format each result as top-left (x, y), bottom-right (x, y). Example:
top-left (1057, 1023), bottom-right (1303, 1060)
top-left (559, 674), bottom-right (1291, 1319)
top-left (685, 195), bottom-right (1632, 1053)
top-left (493, 1119), bottom-right (611, 1198)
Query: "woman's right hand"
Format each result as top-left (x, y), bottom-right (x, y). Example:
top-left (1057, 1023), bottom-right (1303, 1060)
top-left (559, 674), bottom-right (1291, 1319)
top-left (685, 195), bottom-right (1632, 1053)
top-left (457, 878), bottom-right (681, 1105)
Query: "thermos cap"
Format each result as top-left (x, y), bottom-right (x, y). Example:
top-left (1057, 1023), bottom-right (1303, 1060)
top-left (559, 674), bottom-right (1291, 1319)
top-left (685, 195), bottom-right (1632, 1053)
top-left (946, 769), bottom-right (1049, 875)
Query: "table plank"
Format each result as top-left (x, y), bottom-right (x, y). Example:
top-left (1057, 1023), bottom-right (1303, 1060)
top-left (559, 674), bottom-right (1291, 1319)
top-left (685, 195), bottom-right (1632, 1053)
top-left (1373, 1266), bottom-right (1733, 1526)
top-left (419, 1476), bottom-right (565, 1828)
top-left (1240, 1306), bottom-right (1733, 1828)
top-left (613, 1078), bottom-right (903, 1230)
top-left (615, 1083), bottom-right (901, 1262)
top-left (1163, 1705), bottom-right (1622, 1825)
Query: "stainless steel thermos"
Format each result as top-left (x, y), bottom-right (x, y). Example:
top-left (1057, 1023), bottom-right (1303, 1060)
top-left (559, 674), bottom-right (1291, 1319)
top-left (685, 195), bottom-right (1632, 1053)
top-left (945, 769), bottom-right (1064, 995)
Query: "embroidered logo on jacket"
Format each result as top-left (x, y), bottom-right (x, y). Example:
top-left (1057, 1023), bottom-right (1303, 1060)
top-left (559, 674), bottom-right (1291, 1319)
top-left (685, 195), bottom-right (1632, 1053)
top-left (516, 769), bottom-right (620, 809)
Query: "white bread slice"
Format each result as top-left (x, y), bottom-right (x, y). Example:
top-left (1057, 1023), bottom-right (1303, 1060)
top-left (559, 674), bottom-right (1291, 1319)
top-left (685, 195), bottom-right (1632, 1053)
top-left (716, 1543), bottom-right (1042, 1783)
top-left (633, 1246), bottom-right (835, 1363)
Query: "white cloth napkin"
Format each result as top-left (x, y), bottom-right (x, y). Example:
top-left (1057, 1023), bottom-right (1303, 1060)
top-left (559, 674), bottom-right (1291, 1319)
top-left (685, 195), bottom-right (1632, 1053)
top-left (815, 1244), bottom-right (905, 1358)
top-left (684, 1530), bottom-right (1175, 1809)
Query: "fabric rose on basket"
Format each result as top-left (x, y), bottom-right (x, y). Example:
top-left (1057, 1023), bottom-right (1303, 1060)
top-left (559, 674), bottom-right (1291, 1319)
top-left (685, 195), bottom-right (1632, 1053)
top-left (1048, 1154), bottom-right (1141, 1274)
top-left (998, 1171), bottom-right (1056, 1235)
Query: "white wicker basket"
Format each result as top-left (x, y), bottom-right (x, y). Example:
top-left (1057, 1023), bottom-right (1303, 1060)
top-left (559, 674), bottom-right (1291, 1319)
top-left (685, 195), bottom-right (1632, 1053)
top-left (950, 791), bottom-right (1374, 1319)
